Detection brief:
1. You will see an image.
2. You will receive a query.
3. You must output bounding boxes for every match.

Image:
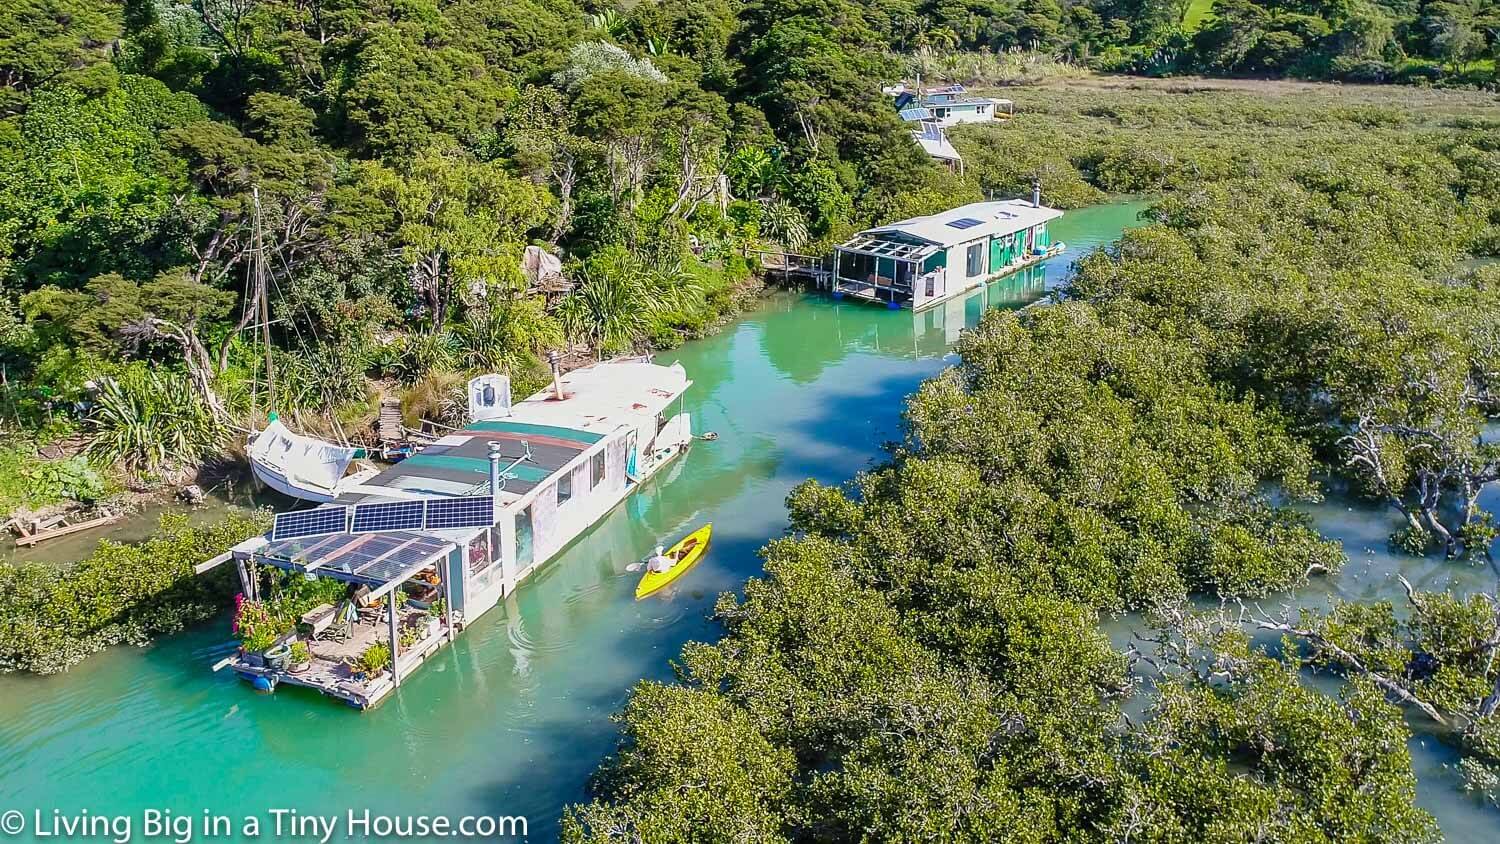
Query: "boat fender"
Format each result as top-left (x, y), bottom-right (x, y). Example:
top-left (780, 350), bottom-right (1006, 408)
top-left (251, 675), bottom-right (275, 693)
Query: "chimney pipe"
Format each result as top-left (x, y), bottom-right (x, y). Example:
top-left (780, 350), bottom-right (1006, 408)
top-left (488, 440), bottom-right (502, 496)
top-left (547, 350), bottom-right (565, 401)
top-left (1031, 179), bottom-right (1041, 209)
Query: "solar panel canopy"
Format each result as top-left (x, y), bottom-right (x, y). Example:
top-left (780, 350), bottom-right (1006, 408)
top-left (271, 496), bottom-right (495, 542)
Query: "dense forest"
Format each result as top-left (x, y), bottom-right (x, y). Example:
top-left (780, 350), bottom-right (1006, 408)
top-left (0, 0), bottom-right (1497, 508)
top-left (562, 85), bottom-right (1500, 839)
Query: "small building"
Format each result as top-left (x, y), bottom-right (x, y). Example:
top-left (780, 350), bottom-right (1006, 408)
top-left (214, 357), bottom-right (695, 709)
top-left (831, 192), bottom-right (1064, 310)
top-left (892, 83), bottom-right (1012, 170)
top-left (896, 83), bottom-right (1013, 128)
top-left (904, 115), bottom-right (964, 174)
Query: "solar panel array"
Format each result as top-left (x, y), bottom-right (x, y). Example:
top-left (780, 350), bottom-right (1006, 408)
top-left (351, 500), bottom-right (425, 533)
top-left (272, 506), bottom-right (349, 541)
top-left (272, 496), bottom-right (495, 542)
top-left (946, 217), bottom-right (983, 230)
top-left (426, 496), bottom-right (495, 530)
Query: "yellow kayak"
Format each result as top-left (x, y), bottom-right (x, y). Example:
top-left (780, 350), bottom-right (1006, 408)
top-left (635, 524), bottom-right (712, 599)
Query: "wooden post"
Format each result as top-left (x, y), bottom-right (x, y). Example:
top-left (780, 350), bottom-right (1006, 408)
top-left (442, 555), bottom-right (456, 641)
top-left (387, 598), bottom-right (400, 687)
top-left (235, 557), bottom-right (251, 597)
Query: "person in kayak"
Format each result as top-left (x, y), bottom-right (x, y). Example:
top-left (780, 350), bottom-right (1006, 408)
top-left (646, 545), bottom-right (675, 573)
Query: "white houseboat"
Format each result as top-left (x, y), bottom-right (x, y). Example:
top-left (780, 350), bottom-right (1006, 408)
top-left (209, 357), bottom-right (694, 709)
top-left (831, 188), bottom-right (1064, 310)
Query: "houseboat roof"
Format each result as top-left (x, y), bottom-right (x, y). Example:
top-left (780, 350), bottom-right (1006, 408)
top-left (342, 358), bottom-right (689, 506)
top-left (865, 199), bottom-right (1062, 248)
top-left (507, 357), bottom-right (690, 435)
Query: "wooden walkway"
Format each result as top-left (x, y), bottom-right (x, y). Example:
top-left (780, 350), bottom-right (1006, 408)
top-left (746, 248), bottom-right (833, 289)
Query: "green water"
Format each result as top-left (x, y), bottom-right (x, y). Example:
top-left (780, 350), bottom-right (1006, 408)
top-left (1, 200), bottom-right (1493, 841)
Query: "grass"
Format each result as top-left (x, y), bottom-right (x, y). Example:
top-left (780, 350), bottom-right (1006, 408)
top-left (1182, 0), bottom-right (1216, 31)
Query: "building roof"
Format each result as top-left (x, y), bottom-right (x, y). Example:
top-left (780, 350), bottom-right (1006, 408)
top-left (865, 199), bottom-right (1062, 248)
top-left (338, 357), bottom-right (689, 506)
top-left (912, 123), bottom-right (961, 162)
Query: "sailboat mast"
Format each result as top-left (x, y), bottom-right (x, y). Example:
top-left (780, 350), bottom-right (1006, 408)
top-left (252, 186), bottom-right (276, 410)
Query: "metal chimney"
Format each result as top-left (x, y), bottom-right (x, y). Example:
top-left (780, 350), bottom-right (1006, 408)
top-left (546, 350), bottom-right (565, 401)
top-left (1031, 179), bottom-right (1041, 209)
top-left (487, 440), bottom-right (502, 498)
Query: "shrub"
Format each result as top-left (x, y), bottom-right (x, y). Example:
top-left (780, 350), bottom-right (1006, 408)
top-left (86, 365), bottom-right (221, 480)
top-left (0, 509), bottom-right (271, 673)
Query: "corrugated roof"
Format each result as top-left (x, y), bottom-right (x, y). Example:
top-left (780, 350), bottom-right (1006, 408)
top-left (865, 199), bottom-right (1062, 248)
top-left (253, 530), bottom-right (454, 591)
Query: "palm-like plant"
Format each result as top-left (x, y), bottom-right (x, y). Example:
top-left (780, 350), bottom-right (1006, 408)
top-left (455, 296), bottom-right (566, 374)
top-left (87, 367), bottom-right (222, 478)
top-left (588, 8), bottom-right (629, 38)
top-left (557, 248), bottom-right (702, 355)
top-left (760, 200), bottom-right (810, 250)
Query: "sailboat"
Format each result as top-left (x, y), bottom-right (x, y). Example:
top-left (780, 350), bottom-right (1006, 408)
top-left (239, 187), bottom-right (376, 502)
top-left (247, 414), bottom-right (375, 503)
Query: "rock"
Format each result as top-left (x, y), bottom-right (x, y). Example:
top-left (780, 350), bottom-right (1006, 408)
top-left (178, 484), bottom-right (206, 505)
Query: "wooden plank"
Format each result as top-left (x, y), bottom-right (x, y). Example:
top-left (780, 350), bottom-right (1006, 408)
top-left (14, 512), bottom-right (119, 546)
top-left (195, 550), bottom-right (234, 575)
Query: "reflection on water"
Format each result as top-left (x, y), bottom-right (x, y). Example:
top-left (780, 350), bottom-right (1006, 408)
top-left (14, 200), bottom-right (1493, 840)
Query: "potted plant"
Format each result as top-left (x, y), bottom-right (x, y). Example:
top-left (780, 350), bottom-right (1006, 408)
top-left (352, 642), bottom-right (391, 681)
top-left (234, 598), bottom-right (279, 667)
top-left (264, 641), bottom-right (292, 670)
top-left (426, 598), bottom-right (446, 637)
top-left (288, 641), bottom-right (312, 674)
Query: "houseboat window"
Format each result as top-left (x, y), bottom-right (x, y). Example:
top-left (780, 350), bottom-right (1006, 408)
top-left (966, 243), bottom-right (984, 277)
top-left (557, 471), bottom-right (572, 504)
top-left (590, 450), bottom-right (606, 488)
top-left (514, 506), bottom-right (533, 569)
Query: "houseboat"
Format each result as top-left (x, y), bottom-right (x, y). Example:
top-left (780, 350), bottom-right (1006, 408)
top-left (831, 187), bottom-right (1064, 310)
top-left (207, 357), bottom-right (694, 709)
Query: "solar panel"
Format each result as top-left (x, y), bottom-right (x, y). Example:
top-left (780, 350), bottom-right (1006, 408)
top-left (272, 507), bottom-right (349, 541)
top-left (351, 500), bottom-right (425, 533)
top-left (425, 496), bottom-right (495, 530)
top-left (946, 217), bottom-right (983, 230)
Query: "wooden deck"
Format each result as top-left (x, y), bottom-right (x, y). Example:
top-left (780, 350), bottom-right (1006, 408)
top-left (231, 607), bottom-right (452, 710)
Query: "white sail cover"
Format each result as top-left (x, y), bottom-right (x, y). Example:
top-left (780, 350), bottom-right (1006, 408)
top-left (523, 245), bottom-right (564, 287)
top-left (248, 419), bottom-right (358, 496)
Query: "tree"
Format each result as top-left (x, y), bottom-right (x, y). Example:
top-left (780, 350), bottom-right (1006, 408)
top-left (0, 0), bottom-right (120, 114)
top-left (359, 148), bottom-right (553, 331)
